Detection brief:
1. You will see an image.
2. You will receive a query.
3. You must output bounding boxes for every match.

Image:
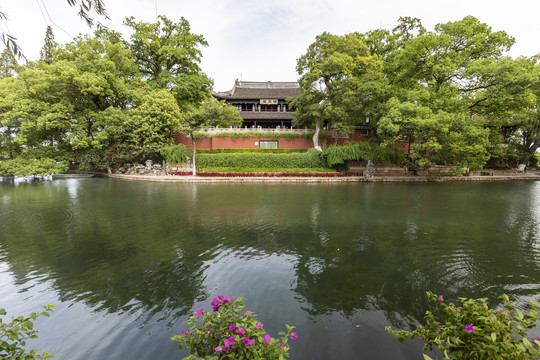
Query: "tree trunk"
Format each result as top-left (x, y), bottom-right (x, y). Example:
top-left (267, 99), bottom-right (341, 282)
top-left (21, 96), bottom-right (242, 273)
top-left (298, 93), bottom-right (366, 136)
top-left (191, 134), bottom-right (197, 176)
top-left (313, 115), bottom-right (322, 152)
top-left (522, 137), bottom-right (540, 165)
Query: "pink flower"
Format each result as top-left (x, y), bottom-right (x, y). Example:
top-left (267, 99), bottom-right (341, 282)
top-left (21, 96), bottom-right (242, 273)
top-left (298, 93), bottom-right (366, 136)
top-left (256, 322), bottom-right (263, 329)
top-left (531, 338), bottom-right (540, 342)
top-left (246, 310), bottom-right (252, 315)
top-left (278, 343), bottom-right (284, 348)
top-left (438, 295), bottom-right (444, 301)
top-left (214, 346), bottom-right (222, 353)
top-left (263, 334), bottom-right (271, 344)
top-left (195, 308), bottom-right (204, 318)
top-left (291, 332), bottom-right (298, 339)
top-left (464, 324), bottom-right (474, 333)
top-left (180, 330), bottom-right (187, 336)
top-left (242, 337), bottom-right (255, 346)
top-left (237, 327), bottom-right (245, 336)
top-left (229, 324), bottom-right (235, 331)
top-left (223, 344), bottom-right (230, 352)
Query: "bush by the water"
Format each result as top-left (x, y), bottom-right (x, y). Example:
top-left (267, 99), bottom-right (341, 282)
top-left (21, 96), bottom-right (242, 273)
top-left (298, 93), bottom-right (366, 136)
top-left (322, 142), bottom-right (407, 167)
top-left (387, 292), bottom-right (540, 359)
top-left (195, 149), bottom-right (328, 170)
top-left (173, 296), bottom-right (297, 359)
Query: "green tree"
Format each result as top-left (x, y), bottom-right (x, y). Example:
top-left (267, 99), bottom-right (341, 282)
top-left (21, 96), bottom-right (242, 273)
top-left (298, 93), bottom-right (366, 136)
top-left (39, 26), bottom-right (56, 64)
top-left (124, 15), bottom-right (213, 110)
top-left (368, 16), bottom-right (532, 170)
top-left (123, 89), bottom-right (184, 161)
top-left (291, 32), bottom-right (386, 151)
top-left (0, 48), bottom-right (19, 78)
top-left (0, 32), bottom-right (146, 174)
top-left (183, 100), bottom-right (242, 174)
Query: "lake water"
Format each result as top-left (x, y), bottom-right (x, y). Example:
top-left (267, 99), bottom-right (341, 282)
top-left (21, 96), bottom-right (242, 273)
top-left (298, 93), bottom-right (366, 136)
top-left (1, 178), bottom-right (540, 359)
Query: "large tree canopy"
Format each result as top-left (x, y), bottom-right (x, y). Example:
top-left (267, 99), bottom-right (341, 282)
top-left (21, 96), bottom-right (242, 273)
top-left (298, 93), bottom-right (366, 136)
top-left (291, 32), bottom-right (387, 150)
top-left (124, 15), bottom-right (213, 109)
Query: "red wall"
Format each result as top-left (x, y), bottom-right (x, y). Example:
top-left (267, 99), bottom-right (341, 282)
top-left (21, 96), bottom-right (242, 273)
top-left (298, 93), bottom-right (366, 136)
top-left (174, 131), bottom-right (374, 150)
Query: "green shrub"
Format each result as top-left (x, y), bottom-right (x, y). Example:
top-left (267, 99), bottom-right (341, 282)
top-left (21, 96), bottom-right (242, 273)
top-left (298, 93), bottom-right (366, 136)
top-left (387, 292), bottom-right (540, 360)
top-left (172, 296), bottom-right (296, 359)
top-left (0, 157), bottom-right (69, 176)
top-left (160, 144), bottom-right (189, 165)
top-left (0, 305), bottom-right (55, 359)
top-left (322, 142), bottom-right (407, 167)
top-left (426, 168), bottom-right (465, 181)
top-left (195, 149), bottom-right (328, 170)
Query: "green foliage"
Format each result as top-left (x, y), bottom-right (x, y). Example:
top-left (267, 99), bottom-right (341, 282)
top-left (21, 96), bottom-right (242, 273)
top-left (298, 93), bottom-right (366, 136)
top-left (39, 26), bottom-right (56, 65)
top-left (0, 157), bottom-right (68, 176)
top-left (322, 141), bottom-right (407, 167)
top-left (426, 168), bottom-right (465, 181)
top-left (161, 144), bottom-right (189, 165)
top-left (172, 296), bottom-right (296, 359)
top-left (292, 32), bottom-right (387, 150)
top-left (192, 131), bottom-right (319, 140)
top-left (198, 167), bottom-right (334, 173)
top-left (195, 150), bottom-right (328, 170)
top-left (124, 15), bottom-right (212, 110)
top-left (386, 292), bottom-right (540, 359)
top-left (0, 305), bottom-right (55, 359)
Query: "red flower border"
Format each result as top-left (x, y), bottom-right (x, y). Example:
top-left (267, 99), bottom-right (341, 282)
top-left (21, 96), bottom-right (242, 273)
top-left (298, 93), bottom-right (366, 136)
top-left (168, 171), bottom-right (357, 178)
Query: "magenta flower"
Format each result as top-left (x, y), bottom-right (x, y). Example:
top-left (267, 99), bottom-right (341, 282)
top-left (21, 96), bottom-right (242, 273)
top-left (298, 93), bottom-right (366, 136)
top-left (242, 337), bottom-right (255, 346)
top-left (195, 308), bottom-right (205, 318)
top-left (214, 346), bottom-right (222, 353)
top-left (510, 312), bottom-right (515, 317)
top-left (224, 344), bottom-right (230, 352)
top-left (180, 330), bottom-right (187, 336)
top-left (438, 295), bottom-right (444, 301)
top-left (246, 310), bottom-right (252, 315)
top-left (256, 322), bottom-right (263, 329)
top-left (531, 338), bottom-right (540, 342)
top-left (229, 324), bottom-right (235, 332)
top-left (291, 332), bottom-right (298, 339)
top-left (278, 343), bottom-right (284, 348)
top-left (237, 327), bottom-right (245, 336)
top-left (464, 324), bottom-right (474, 333)
top-left (264, 334), bottom-right (271, 344)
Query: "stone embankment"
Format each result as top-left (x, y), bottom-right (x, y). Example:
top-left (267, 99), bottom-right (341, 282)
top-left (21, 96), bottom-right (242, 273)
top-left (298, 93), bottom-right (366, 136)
top-left (102, 170), bottom-right (540, 183)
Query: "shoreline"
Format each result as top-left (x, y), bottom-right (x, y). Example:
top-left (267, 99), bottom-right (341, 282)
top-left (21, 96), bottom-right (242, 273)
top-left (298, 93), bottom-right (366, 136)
top-left (102, 171), bottom-right (540, 183)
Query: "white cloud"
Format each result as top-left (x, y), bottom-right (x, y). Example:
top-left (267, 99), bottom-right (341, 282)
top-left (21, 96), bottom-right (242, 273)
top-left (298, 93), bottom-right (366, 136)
top-left (1, 0), bottom-right (539, 91)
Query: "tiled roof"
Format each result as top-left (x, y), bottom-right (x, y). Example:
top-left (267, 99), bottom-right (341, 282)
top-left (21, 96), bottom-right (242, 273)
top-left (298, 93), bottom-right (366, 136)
top-left (213, 80), bottom-right (302, 100)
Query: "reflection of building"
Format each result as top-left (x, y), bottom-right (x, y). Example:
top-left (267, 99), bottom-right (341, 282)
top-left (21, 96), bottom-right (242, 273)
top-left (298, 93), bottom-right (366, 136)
top-left (213, 80), bottom-right (302, 129)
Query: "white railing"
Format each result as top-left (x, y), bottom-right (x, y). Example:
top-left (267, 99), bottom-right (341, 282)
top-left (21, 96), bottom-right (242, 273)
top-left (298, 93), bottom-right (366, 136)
top-left (199, 127), bottom-right (347, 137)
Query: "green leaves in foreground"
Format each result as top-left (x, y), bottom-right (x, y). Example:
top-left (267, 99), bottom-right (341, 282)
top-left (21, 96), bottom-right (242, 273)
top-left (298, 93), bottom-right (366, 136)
top-left (0, 304), bottom-right (55, 359)
top-left (386, 292), bottom-right (540, 359)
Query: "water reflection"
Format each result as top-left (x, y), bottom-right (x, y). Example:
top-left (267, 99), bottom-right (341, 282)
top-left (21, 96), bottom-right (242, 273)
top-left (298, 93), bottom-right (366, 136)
top-left (0, 180), bottom-right (540, 359)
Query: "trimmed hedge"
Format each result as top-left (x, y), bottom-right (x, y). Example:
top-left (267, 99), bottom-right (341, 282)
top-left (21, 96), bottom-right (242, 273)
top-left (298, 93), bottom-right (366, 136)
top-left (195, 150), bottom-right (328, 170)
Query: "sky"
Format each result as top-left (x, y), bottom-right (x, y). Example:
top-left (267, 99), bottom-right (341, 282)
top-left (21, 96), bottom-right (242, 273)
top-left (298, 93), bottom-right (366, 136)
top-left (0, 0), bottom-right (539, 91)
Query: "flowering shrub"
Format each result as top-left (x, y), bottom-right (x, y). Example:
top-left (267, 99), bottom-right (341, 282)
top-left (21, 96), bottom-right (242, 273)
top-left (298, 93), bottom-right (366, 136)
top-left (172, 296), bottom-right (297, 359)
top-left (386, 292), bottom-right (540, 359)
top-left (168, 171), bottom-right (357, 177)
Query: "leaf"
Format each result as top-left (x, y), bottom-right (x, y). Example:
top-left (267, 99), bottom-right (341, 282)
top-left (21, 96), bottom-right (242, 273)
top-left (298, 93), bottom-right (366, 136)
top-left (491, 332), bottom-right (496, 342)
top-left (423, 354), bottom-right (433, 360)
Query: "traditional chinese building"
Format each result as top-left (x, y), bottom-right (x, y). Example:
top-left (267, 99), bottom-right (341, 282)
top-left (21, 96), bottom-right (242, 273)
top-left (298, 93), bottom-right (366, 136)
top-left (212, 80), bottom-right (302, 128)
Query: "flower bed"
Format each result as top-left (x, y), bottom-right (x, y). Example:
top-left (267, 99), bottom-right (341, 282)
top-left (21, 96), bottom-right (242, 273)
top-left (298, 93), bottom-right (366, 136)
top-left (168, 171), bottom-right (357, 177)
